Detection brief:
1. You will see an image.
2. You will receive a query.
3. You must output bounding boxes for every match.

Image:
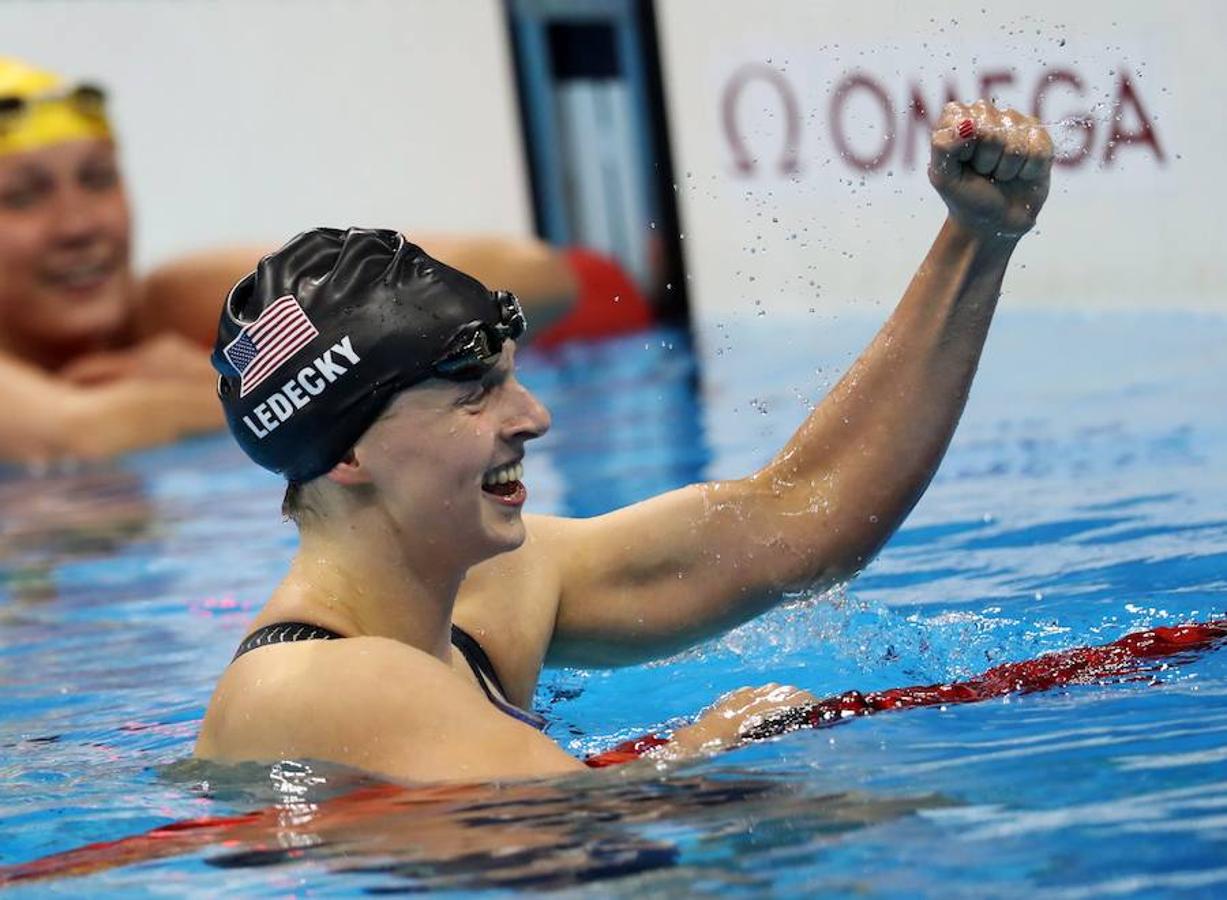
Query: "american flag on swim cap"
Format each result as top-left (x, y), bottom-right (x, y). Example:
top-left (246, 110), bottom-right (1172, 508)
top-left (222, 294), bottom-right (319, 397)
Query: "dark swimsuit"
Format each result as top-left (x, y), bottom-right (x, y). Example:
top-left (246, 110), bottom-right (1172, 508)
top-left (232, 621), bottom-right (547, 731)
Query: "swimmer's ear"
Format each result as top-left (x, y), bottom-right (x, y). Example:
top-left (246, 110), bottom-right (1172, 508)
top-left (324, 448), bottom-right (369, 486)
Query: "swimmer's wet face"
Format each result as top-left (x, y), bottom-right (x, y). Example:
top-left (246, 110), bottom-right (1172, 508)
top-left (0, 138), bottom-right (132, 356)
top-left (349, 340), bottom-right (550, 562)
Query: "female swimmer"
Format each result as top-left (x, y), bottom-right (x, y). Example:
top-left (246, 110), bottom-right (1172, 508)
top-left (196, 100), bottom-right (1053, 781)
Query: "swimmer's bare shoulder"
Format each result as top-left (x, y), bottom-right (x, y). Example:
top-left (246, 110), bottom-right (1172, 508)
top-left (139, 246), bottom-right (266, 347)
top-left (195, 635), bottom-right (583, 783)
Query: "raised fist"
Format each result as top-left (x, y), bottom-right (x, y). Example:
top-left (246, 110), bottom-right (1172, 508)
top-left (929, 100), bottom-right (1054, 239)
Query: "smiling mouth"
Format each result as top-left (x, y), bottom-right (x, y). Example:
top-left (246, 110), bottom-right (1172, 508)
top-left (41, 257), bottom-right (119, 293)
top-left (481, 461), bottom-right (524, 498)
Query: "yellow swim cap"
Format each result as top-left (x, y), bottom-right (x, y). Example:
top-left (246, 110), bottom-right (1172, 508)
top-left (0, 58), bottom-right (111, 156)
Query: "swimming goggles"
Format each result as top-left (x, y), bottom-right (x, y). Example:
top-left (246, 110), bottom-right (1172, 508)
top-left (432, 290), bottom-right (527, 381)
top-left (0, 83), bottom-right (107, 128)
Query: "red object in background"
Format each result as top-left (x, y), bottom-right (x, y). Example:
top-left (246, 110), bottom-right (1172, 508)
top-left (533, 248), bottom-right (655, 349)
top-left (3, 618), bottom-right (1224, 885)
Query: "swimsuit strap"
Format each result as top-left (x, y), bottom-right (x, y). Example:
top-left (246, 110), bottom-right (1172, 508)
top-left (232, 622), bottom-right (342, 661)
top-left (451, 624), bottom-right (548, 731)
top-left (449, 623), bottom-right (509, 698)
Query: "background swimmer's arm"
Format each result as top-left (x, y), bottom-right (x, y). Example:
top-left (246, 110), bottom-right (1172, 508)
top-left (415, 234), bottom-right (577, 336)
top-left (138, 247), bottom-right (265, 347)
top-left (542, 101), bottom-right (1053, 667)
top-left (0, 352), bottom-right (222, 463)
top-left (138, 234), bottom-right (576, 348)
top-left (197, 638), bottom-right (585, 783)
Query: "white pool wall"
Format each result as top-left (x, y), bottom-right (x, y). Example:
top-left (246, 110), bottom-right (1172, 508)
top-left (0, 0), bottom-right (532, 270)
top-left (656, 0), bottom-right (1227, 316)
top-left (3, 0), bottom-right (1220, 316)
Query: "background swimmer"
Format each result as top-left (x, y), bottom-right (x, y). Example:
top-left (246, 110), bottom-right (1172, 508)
top-left (0, 57), bottom-right (650, 466)
top-left (197, 99), bottom-right (1054, 783)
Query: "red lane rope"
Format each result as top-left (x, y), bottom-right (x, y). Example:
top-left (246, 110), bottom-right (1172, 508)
top-left (0, 784), bottom-right (409, 885)
top-left (587, 618), bottom-right (1227, 764)
top-left (3, 619), bottom-right (1224, 884)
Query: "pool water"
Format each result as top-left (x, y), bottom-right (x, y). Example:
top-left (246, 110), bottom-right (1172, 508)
top-left (1, 310), bottom-right (1225, 896)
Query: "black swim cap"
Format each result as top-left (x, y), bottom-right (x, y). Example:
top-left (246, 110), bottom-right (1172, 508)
top-left (211, 227), bottom-right (525, 482)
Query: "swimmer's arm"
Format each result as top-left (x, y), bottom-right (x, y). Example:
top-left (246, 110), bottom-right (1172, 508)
top-left (542, 223), bottom-right (1017, 665)
top-left (0, 353), bottom-right (223, 463)
top-left (197, 639), bottom-right (584, 783)
top-left (140, 234), bottom-right (575, 347)
top-left (139, 247), bottom-right (266, 346)
top-left (544, 105), bottom-right (1054, 666)
top-left (414, 234), bottom-right (576, 336)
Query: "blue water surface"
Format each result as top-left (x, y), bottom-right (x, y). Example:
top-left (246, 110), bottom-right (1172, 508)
top-left (0, 310), bottom-right (1224, 897)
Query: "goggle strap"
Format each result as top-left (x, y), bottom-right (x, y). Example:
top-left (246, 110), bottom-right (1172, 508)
top-left (0, 84), bottom-right (107, 120)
